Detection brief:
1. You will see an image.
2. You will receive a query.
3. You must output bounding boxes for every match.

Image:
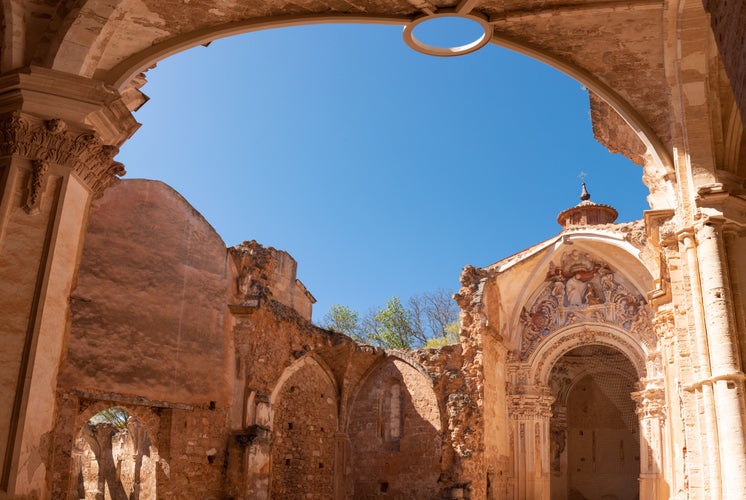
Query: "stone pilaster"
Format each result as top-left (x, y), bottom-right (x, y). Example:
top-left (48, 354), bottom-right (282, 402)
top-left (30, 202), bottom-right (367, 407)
top-left (0, 66), bottom-right (137, 498)
top-left (244, 425), bottom-right (271, 500)
top-left (508, 389), bottom-right (553, 500)
top-left (632, 381), bottom-right (666, 500)
top-left (333, 432), bottom-right (350, 500)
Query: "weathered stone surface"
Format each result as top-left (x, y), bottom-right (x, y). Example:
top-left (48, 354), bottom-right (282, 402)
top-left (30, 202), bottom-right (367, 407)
top-left (60, 179), bottom-right (231, 405)
top-left (2, 0), bottom-right (746, 498)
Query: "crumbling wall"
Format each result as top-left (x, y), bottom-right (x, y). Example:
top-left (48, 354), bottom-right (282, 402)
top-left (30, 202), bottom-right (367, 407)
top-left (230, 240), bottom-right (315, 321)
top-left (589, 92), bottom-right (647, 167)
top-left (53, 178), bottom-right (470, 499)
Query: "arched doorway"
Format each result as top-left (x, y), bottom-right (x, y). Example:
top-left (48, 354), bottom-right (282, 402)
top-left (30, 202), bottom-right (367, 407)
top-left (548, 345), bottom-right (640, 500)
top-left (71, 407), bottom-right (157, 500)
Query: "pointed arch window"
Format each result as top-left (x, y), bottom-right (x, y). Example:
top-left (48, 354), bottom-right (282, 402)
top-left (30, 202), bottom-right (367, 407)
top-left (379, 380), bottom-right (402, 450)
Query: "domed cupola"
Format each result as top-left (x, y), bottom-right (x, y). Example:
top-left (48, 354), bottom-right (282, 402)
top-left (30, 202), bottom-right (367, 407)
top-left (557, 182), bottom-right (618, 228)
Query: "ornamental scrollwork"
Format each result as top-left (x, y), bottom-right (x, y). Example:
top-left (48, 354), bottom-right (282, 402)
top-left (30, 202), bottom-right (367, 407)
top-left (0, 112), bottom-right (125, 197)
top-left (507, 393), bottom-right (554, 419)
top-left (519, 250), bottom-right (655, 360)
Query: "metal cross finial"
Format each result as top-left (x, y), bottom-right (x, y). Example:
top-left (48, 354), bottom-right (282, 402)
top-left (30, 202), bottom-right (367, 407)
top-left (579, 172), bottom-right (591, 201)
top-left (578, 171), bottom-right (587, 182)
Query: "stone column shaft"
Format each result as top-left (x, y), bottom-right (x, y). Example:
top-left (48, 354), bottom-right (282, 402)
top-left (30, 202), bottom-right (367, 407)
top-left (695, 222), bottom-right (746, 499)
top-left (680, 231), bottom-right (722, 498)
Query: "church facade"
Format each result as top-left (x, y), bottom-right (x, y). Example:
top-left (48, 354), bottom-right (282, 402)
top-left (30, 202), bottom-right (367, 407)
top-left (0, 1), bottom-right (745, 499)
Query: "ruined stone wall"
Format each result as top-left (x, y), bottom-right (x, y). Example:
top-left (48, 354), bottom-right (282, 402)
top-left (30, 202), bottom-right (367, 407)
top-left (347, 358), bottom-right (442, 498)
top-left (230, 240), bottom-right (315, 322)
top-left (59, 179), bottom-right (232, 406)
top-left (51, 395), bottom-right (230, 499)
top-left (50, 177), bottom-right (480, 499)
top-left (269, 361), bottom-right (337, 499)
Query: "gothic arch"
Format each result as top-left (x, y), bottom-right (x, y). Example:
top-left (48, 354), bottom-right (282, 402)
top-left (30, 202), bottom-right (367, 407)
top-left (268, 353), bottom-right (339, 431)
top-left (342, 351), bottom-right (440, 434)
top-left (345, 353), bottom-right (442, 498)
top-left (267, 354), bottom-right (339, 499)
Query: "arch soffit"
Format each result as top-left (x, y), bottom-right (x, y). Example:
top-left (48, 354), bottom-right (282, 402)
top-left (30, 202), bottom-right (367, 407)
top-left (342, 351), bottom-right (441, 434)
top-left (38, 2), bottom-right (673, 176)
top-left (268, 353), bottom-right (340, 430)
top-left (506, 232), bottom-right (654, 333)
top-left (550, 354), bottom-right (640, 406)
top-left (527, 324), bottom-right (647, 387)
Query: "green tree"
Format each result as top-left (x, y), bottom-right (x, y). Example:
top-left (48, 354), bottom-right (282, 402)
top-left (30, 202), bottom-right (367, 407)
top-left (367, 297), bottom-right (420, 349)
top-left (425, 320), bottom-right (461, 348)
top-left (321, 290), bottom-right (461, 349)
top-left (322, 304), bottom-right (364, 341)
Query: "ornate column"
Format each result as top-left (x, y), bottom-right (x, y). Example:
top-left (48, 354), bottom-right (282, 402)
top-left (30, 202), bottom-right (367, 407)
top-left (694, 220), bottom-right (746, 499)
top-left (508, 388), bottom-right (553, 500)
top-left (678, 229), bottom-right (722, 498)
top-left (0, 66), bottom-right (137, 498)
top-left (632, 381), bottom-right (666, 500)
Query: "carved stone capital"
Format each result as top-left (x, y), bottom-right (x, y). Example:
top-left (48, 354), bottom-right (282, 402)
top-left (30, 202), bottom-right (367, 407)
top-left (631, 383), bottom-right (666, 421)
top-left (0, 112), bottom-right (125, 195)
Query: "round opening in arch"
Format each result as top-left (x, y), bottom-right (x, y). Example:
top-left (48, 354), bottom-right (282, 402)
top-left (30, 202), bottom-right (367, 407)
top-left (404, 14), bottom-right (492, 56)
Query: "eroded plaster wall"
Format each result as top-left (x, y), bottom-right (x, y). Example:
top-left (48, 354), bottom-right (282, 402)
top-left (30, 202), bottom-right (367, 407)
top-left (59, 179), bottom-right (232, 405)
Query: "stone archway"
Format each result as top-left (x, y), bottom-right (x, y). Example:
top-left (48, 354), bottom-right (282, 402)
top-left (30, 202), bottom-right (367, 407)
top-left (548, 345), bottom-right (640, 500)
top-left (71, 407), bottom-right (158, 500)
top-left (508, 323), bottom-right (664, 500)
top-left (2, 2), bottom-right (746, 499)
top-left (346, 356), bottom-right (442, 499)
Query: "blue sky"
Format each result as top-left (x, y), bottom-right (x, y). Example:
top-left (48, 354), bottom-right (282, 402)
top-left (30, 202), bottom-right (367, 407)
top-left (116, 23), bottom-right (650, 322)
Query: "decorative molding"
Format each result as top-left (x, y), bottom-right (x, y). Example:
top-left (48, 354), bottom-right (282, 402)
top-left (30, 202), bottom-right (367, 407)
top-left (530, 326), bottom-right (647, 384)
top-left (24, 159), bottom-right (50, 214)
top-left (652, 310), bottom-right (674, 340)
top-left (508, 392), bottom-right (554, 419)
top-left (0, 112), bottom-right (125, 196)
top-left (518, 250), bottom-right (655, 360)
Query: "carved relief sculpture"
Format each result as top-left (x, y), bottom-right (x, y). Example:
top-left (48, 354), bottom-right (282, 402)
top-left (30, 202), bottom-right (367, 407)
top-left (519, 251), bottom-right (654, 359)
